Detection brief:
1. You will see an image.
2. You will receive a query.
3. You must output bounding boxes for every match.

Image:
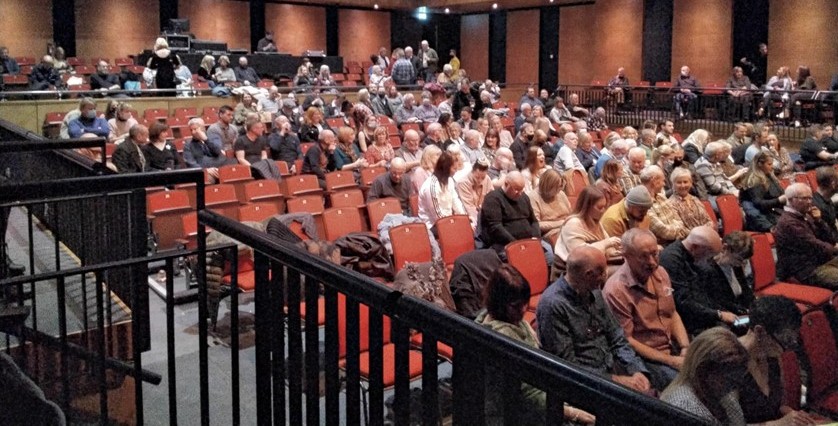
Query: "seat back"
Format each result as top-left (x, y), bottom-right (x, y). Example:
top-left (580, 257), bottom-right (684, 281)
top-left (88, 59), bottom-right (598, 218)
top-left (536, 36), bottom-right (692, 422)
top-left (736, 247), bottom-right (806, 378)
top-left (329, 188), bottom-right (365, 209)
top-left (715, 194), bottom-right (743, 235)
top-left (779, 351), bottom-right (802, 410)
top-left (322, 207), bottom-right (364, 241)
top-left (146, 190), bottom-right (192, 252)
top-left (505, 238), bottom-right (549, 296)
top-left (286, 195), bottom-right (325, 215)
top-left (205, 184), bottom-right (240, 219)
top-left (367, 198), bottom-right (402, 231)
top-left (284, 174), bottom-right (322, 197)
top-left (147, 189), bottom-right (191, 216)
top-left (700, 199), bottom-right (718, 231)
top-left (325, 170), bottom-right (357, 192)
top-left (748, 233), bottom-right (775, 292)
top-left (435, 215), bottom-right (475, 267)
top-left (389, 223), bottom-right (432, 272)
top-left (360, 166), bottom-right (386, 187)
top-left (337, 294), bottom-right (392, 358)
top-left (800, 310), bottom-right (838, 401)
top-left (218, 164), bottom-right (253, 184)
top-left (238, 203), bottom-right (280, 223)
top-left (565, 169), bottom-right (589, 197)
top-left (243, 180), bottom-right (283, 203)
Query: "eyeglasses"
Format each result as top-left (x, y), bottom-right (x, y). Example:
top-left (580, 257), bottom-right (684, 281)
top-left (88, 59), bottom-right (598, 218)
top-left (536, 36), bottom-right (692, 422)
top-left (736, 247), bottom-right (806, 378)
top-left (791, 196), bottom-right (813, 201)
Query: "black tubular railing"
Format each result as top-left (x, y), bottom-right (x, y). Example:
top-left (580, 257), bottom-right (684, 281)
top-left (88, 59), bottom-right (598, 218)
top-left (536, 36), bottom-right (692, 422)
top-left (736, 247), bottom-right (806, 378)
top-left (557, 84), bottom-right (837, 143)
top-left (198, 210), bottom-right (711, 426)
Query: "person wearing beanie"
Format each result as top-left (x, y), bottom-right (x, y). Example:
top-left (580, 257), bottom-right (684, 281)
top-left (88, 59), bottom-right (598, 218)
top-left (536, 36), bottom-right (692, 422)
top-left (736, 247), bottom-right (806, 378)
top-left (600, 185), bottom-right (653, 238)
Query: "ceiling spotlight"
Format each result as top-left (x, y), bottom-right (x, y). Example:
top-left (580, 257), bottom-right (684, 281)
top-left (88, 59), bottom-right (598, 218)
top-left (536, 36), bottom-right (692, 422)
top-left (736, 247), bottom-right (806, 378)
top-left (492, 3), bottom-right (498, 8)
top-left (373, 3), bottom-right (379, 9)
top-left (445, 7), bottom-right (450, 13)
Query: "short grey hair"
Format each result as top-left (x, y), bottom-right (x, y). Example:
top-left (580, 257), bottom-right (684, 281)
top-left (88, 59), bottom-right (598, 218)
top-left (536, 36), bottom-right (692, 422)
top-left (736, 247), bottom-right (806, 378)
top-left (669, 167), bottom-right (692, 186)
top-left (639, 165), bottom-right (664, 183)
top-left (784, 182), bottom-right (810, 199)
top-left (187, 117), bottom-right (205, 128)
top-left (703, 141), bottom-right (724, 158)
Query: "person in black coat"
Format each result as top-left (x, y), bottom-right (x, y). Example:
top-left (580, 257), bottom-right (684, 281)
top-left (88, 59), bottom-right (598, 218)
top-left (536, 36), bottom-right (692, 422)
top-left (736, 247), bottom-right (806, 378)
top-left (695, 231), bottom-right (755, 318)
top-left (28, 55), bottom-right (62, 91)
top-left (739, 152), bottom-right (785, 232)
top-left (146, 38), bottom-right (181, 94)
top-left (112, 125), bottom-right (149, 173)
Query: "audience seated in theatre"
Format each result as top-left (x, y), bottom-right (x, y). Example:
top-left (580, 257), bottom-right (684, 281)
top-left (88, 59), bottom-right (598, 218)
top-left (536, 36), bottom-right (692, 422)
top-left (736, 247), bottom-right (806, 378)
top-left (362, 126), bottom-right (393, 168)
top-left (514, 103), bottom-right (532, 135)
top-left (111, 124), bottom-right (149, 174)
top-left (659, 226), bottom-right (726, 336)
top-left (477, 264), bottom-right (595, 425)
top-left (212, 55), bottom-right (237, 87)
top-left (726, 67), bottom-right (753, 120)
top-left (315, 65), bottom-right (335, 88)
top-left (799, 124), bottom-right (838, 170)
top-left (618, 147), bottom-right (646, 196)
top-left (596, 159), bottom-right (625, 208)
top-left (491, 114), bottom-right (515, 148)
top-left (183, 117), bottom-right (234, 179)
top-left (695, 142), bottom-right (740, 197)
top-left (519, 86), bottom-right (543, 109)
top-left (774, 183), bottom-right (838, 290)
top-left (196, 55), bottom-right (216, 87)
top-left (259, 86), bottom-right (281, 115)
top-left (436, 63), bottom-right (454, 86)
top-left (90, 60), bottom-right (121, 94)
top-left (667, 168), bottom-right (714, 231)
top-left (299, 106), bottom-right (332, 143)
top-left (414, 91), bottom-right (440, 124)
top-left (642, 165), bottom-right (690, 245)
top-left (302, 129), bottom-right (338, 189)
top-left (665, 145), bottom-right (708, 200)
top-left (521, 147), bottom-right (548, 193)
top-left (355, 110), bottom-right (378, 153)
top-left (352, 92), bottom-right (375, 134)
top-left (412, 143), bottom-right (441, 195)
top-left (604, 228), bottom-right (691, 391)
top-left (395, 129), bottom-right (422, 173)
top-left (452, 81), bottom-right (475, 123)
top-left (673, 66), bottom-right (700, 119)
top-left (549, 96), bottom-right (577, 124)
top-left (760, 66), bottom-right (792, 119)
top-left (278, 98), bottom-right (301, 133)
top-left (418, 151), bottom-right (466, 230)
top-left (234, 93), bottom-right (260, 126)
top-left (147, 38), bottom-right (181, 92)
top-left (456, 158), bottom-right (492, 230)
top-left (28, 55), bottom-right (62, 91)
top-left (695, 231), bottom-right (755, 320)
top-left (332, 126), bottom-right (368, 174)
top-left (601, 185), bottom-right (653, 239)
top-left (528, 169), bottom-right (571, 244)
top-left (553, 131), bottom-right (585, 173)
top-left (822, 124), bottom-right (838, 153)
top-left (107, 102), bottom-right (138, 144)
top-left (660, 327), bottom-right (748, 424)
top-left (737, 297), bottom-right (816, 426)
top-left (481, 129), bottom-right (500, 163)
top-left (656, 119), bottom-right (678, 148)
top-left (586, 107), bottom-right (608, 132)
top-left (634, 128), bottom-right (654, 161)
top-left (394, 93), bottom-right (419, 125)
top-left (445, 121), bottom-right (465, 148)
top-left (537, 246), bottom-right (651, 393)
top-left (0, 47), bottom-right (20, 75)
top-left (812, 165), bottom-right (838, 241)
top-left (68, 97), bottom-right (109, 139)
top-left (292, 58), bottom-right (314, 86)
top-left (369, 85), bottom-right (392, 117)
top-left (575, 131), bottom-right (600, 171)
top-left (510, 123), bottom-right (533, 170)
top-left (725, 122), bottom-right (749, 156)
top-left (142, 122), bottom-right (181, 171)
top-left (488, 147), bottom-right (514, 190)
top-left (740, 152), bottom-right (786, 232)
top-left (479, 171), bottom-right (549, 263)
top-left (268, 115), bottom-right (302, 170)
top-left (369, 65), bottom-right (389, 89)
top-left (383, 84), bottom-right (403, 114)
top-left (367, 157), bottom-right (411, 215)
top-left (459, 129), bottom-right (485, 166)
top-left (207, 105), bottom-right (238, 151)
top-left (607, 67), bottom-right (630, 109)
top-left (595, 137), bottom-right (628, 180)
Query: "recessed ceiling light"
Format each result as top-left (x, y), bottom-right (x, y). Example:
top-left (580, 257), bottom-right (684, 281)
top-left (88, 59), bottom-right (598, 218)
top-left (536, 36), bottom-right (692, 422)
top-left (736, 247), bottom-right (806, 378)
top-left (445, 7), bottom-right (450, 13)
top-left (492, 3), bottom-right (498, 8)
top-left (373, 3), bottom-right (379, 9)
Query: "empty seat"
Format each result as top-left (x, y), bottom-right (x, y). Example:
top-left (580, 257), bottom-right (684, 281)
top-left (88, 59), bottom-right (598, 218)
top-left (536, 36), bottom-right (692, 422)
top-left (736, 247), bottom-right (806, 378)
top-left (283, 174), bottom-right (323, 197)
top-left (360, 166), bottom-right (386, 187)
top-left (389, 222), bottom-right (432, 273)
top-left (322, 207), bottom-right (365, 241)
top-left (435, 215), bottom-right (475, 268)
top-left (366, 198), bottom-right (402, 231)
top-left (325, 170), bottom-right (357, 192)
top-left (329, 188), bottom-right (365, 209)
top-left (205, 184), bottom-right (241, 219)
top-left (146, 190), bottom-right (193, 252)
top-left (505, 238), bottom-right (549, 311)
top-left (243, 180), bottom-right (284, 211)
top-left (238, 203), bottom-right (280, 223)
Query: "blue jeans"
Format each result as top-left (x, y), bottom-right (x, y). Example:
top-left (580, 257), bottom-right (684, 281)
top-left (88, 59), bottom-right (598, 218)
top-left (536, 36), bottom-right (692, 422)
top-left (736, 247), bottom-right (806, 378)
top-left (644, 360), bottom-right (678, 391)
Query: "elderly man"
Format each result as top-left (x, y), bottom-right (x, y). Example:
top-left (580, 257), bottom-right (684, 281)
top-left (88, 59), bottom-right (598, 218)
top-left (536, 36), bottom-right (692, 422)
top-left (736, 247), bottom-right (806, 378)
top-left (537, 246), bottom-right (651, 393)
top-left (183, 118), bottom-right (234, 179)
top-left (367, 157), bottom-right (411, 214)
top-left (396, 129), bottom-right (422, 172)
top-left (422, 122), bottom-right (444, 149)
top-left (370, 85), bottom-right (391, 117)
top-left (603, 228), bottom-right (691, 391)
top-left (694, 141), bottom-right (740, 197)
top-left (618, 147), bottom-right (647, 196)
top-left (414, 92), bottom-right (440, 124)
top-left (673, 66), bottom-right (700, 119)
top-left (594, 138), bottom-right (629, 179)
top-left (658, 226), bottom-right (732, 336)
top-left (28, 55), bottom-right (62, 91)
top-left (259, 86), bottom-right (282, 115)
top-left (0, 47), bottom-right (20, 75)
top-left (638, 128), bottom-right (656, 161)
top-left (775, 183), bottom-right (838, 289)
top-left (456, 158), bottom-right (492, 229)
top-left (488, 147), bottom-right (514, 189)
top-left (607, 67), bottom-right (631, 110)
top-left (514, 103), bottom-right (532, 134)
top-left (461, 129), bottom-right (486, 165)
top-left (207, 105), bottom-right (238, 151)
top-left (511, 123), bottom-right (534, 170)
top-left (417, 40), bottom-right (439, 82)
top-left (394, 93), bottom-right (420, 125)
top-left (67, 97), bottom-right (109, 139)
top-left (233, 57), bottom-right (259, 86)
top-left (553, 131), bottom-right (585, 173)
top-left (575, 131), bottom-right (600, 170)
top-left (302, 129), bottom-right (337, 189)
top-left (390, 48), bottom-right (415, 87)
top-left (90, 60), bottom-right (121, 93)
top-left (479, 171), bottom-right (548, 261)
top-left (111, 124), bottom-right (149, 173)
top-left (641, 166), bottom-right (690, 245)
top-left (267, 115), bottom-right (301, 170)
top-left (550, 97), bottom-right (577, 124)
top-left (601, 185), bottom-right (653, 238)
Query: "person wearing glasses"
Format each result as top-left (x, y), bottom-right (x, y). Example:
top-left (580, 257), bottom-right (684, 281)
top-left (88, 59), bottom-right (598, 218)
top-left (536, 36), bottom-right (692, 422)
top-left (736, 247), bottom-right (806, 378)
top-left (537, 246), bottom-right (651, 394)
top-left (774, 183), bottom-right (838, 290)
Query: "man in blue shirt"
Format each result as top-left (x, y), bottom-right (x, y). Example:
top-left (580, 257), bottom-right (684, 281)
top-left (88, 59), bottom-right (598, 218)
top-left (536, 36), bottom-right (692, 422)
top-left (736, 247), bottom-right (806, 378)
top-left (68, 97), bottom-right (109, 139)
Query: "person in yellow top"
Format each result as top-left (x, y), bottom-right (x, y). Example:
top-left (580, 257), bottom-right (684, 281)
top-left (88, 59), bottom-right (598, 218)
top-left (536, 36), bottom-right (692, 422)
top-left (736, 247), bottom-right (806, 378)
top-left (448, 49), bottom-right (460, 74)
top-left (600, 185), bottom-right (653, 238)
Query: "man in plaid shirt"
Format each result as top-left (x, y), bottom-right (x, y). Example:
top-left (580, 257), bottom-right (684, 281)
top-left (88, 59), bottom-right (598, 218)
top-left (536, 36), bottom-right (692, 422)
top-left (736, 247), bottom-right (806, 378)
top-left (390, 48), bottom-right (416, 87)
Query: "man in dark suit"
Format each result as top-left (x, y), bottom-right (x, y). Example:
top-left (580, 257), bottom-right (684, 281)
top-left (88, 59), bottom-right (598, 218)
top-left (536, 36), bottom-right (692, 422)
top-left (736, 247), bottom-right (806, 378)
top-left (695, 231), bottom-right (755, 319)
top-left (111, 124), bottom-right (149, 173)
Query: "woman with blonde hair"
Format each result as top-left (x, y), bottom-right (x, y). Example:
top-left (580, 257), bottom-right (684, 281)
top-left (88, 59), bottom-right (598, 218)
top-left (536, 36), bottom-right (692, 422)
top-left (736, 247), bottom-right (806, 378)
top-left (332, 126), bottom-right (368, 172)
top-left (356, 114), bottom-right (378, 153)
top-left (661, 327), bottom-right (749, 425)
top-left (620, 126), bottom-right (638, 141)
top-left (521, 146), bottom-right (549, 193)
top-left (760, 66), bottom-right (792, 119)
top-left (740, 151), bottom-right (785, 232)
top-left (595, 159), bottom-right (624, 208)
top-left (146, 37), bottom-right (180, 93)
top-left (212, 55), bottom-right (236, 87)
top-left (764, 133), bottom-right (793, 179)
top-left (412, 144), bottom-right (442, 195)
top-left (364, 126), bottom-right (395, 168)
top-left (197, 55), bottom-right (216, 87)
top-left (299, 106), bottom-right (332, 142)
top-left (528, 169), bottom-right (572, 243)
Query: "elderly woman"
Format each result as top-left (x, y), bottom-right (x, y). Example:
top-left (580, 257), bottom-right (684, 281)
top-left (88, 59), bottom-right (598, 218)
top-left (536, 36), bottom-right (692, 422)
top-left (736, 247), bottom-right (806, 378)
top-left (528, 169), bottom-right (572, 244)
top-left (418, 151), bottom-right (467, 229)
top-left (521, 146), bottom-right (549, 193)
top-left (595, 159), bottom-right (624, 208)
top-left (737, 297), bottom-right (816, 426)
top-left (364, 126), bottom-right (395, 168)
top-left (299, 106), bottom-right (332, 143)
top-left (212, 55), bottom-right (237, 89)
top-left (234, 93), bottom-right (260, 126)
top-left (412, 144), bottom-right (442, 195)
top-left (293, 58), bottom-right (314, 86)
top-left (477, 264), bottom-right (595, 425)
top-left (668, 168), bottom-right (714, 230)
top-left (696, 231), bottom-right (755, 317)
top-left (661, 327), bottom-right (750, 425)
top-left (740, 151), bottom-right (786, 232)
top-left (446, 121), bottom-right (465, 146)
top-left (315, 64), bottom-right (335, 88)
top-left (552, 186), bottom-right (622, 280)
top-left (682, 129), bottom-right (710, 164)
top-left (369, 64), bottom-right (390, 88)
top-left (436, 63), bottom-right (455, 86)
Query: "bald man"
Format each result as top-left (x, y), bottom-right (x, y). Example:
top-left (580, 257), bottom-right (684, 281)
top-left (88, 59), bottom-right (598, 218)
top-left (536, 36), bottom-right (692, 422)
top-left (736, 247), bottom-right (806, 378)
top-left (537, 246), bottom-right (651, 393)
top-left (367, 157), bottom-right (411, 214)
top-left (396, 129), bottom-right (423, 171)
top-left (659, 226), bottom-right (728, 335)
top-left (479, 171), bottom-right (545, 261)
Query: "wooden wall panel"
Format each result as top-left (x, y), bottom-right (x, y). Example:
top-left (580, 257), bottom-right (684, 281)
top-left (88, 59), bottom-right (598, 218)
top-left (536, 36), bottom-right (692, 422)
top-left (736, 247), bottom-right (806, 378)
top-left (505, 9), bottom-right (540, 85)
top-left (768, 0), bottom-right (838, 89)
top-left (265, 3), bottom-right (327, 56)
top-left (460, 14), bottom-right (489, 81)
top-left (593, 0), bottom-right (644, 83)
top-left (75, 0), bottom-right (161, 60)
top-left (671, 0), bottom-right (732, 85)
top-left (339, 9), bottom-right (391, 65)
top-left (181, 0), bottom-right (251, 52)
top-left (0, 0), bottom-right (53, 58)
top-left (558, 4), bottom-right (596, 85)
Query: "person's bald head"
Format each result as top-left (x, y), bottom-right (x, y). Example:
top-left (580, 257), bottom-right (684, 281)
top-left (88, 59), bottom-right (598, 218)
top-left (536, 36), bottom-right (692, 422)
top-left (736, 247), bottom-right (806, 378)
top-left (403, 129), bottom-right (421, 152)
top-left (682, 225), bottom-right (722, 262)
top-left (627, 147), bottom-right (647, 174)
top-left (503, 171), bottom-right (526, 199)
top-left (389, 157), bottom-right (407, 184)
top-left (566, 246), bottom-right (608, 294)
